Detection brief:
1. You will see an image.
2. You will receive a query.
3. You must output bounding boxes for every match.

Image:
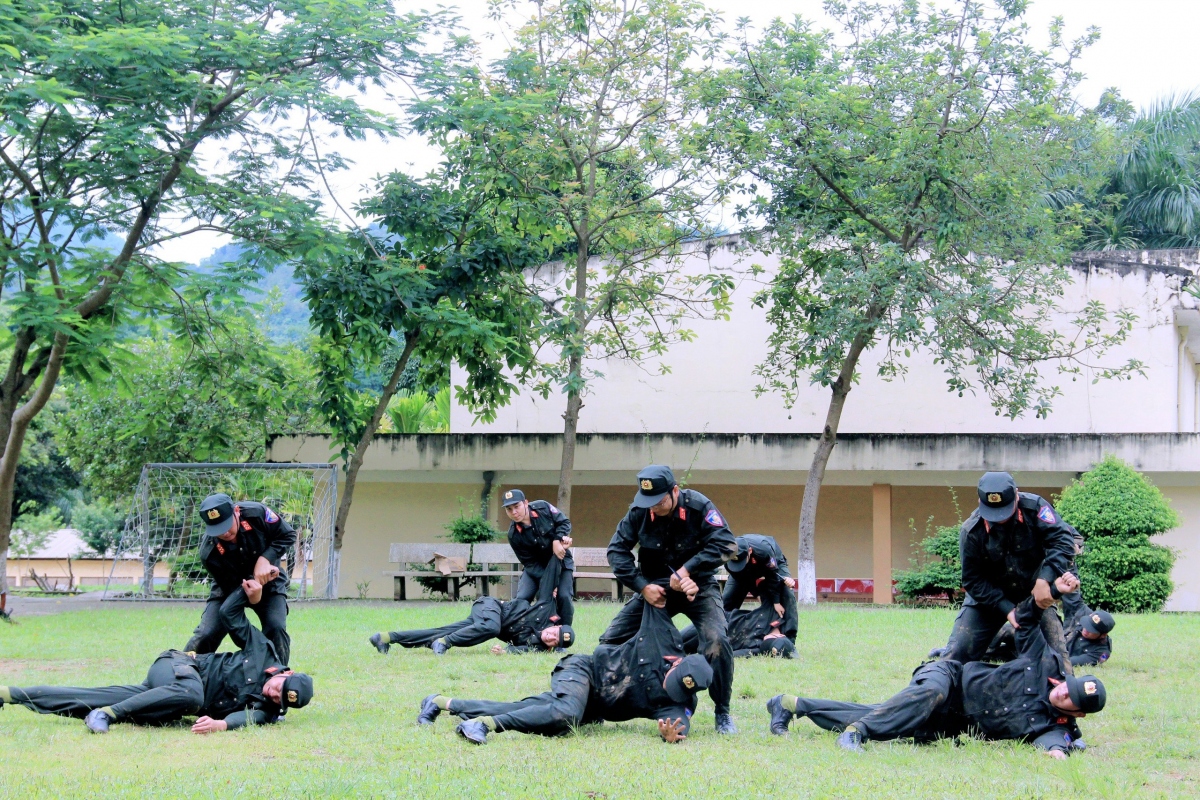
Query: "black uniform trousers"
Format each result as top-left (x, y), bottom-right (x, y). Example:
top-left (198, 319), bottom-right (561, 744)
top-left (943, 603), bottom-right (1070, 673)
top-left (9, 650), bottom-right (204, 724)
top-left (723, 574), bottom-right (798, 641)
top-left (797, 660), bottom-right (967, 743)
top-left (451, 654), bottom-right (593, 736)
top-left (515, 562), bottom-right (574, 625)
top-left (186, 590), bottom-right (290, 666)
top-left (389, 597), bottom-right (506, 649)
top-left (599, 583), bottom-right (733, 715)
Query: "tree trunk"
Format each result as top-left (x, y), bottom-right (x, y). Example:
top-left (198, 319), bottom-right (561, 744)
top-left (0, 333), bottom-right (67, 571)
top-left (796, 326), bottom-right (875, 605)
top-left (556, 232), bottom-right (590, 516)
top-left (333, 335), bottom-right (418, 551)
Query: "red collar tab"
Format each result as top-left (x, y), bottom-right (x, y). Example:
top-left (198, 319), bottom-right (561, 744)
top-left (241, 520), bottom-right (252, 532)
top-left (530, 510), bottom-right (539, 518)
top-left (678, 507), bottom-right (686, 520)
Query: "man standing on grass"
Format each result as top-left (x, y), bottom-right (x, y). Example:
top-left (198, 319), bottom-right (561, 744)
top-left (503, 488), bottom-right (575, 625)
top-left (185, 493), bottom-right (296, 665)
top-left (768, 574), bottom-right (1104, 757)
top-left (601, 465), bottom-right (739, 734)
top-left (941, 472), bottom-right (1076, 668)
top-left (723, 534), bottom-right (798, 644)
top-left (1, 579), bottom-right (312, 733)
top-left (416, 603), bottom-right (711, 744)
top-left (369, 554), bottom-right (576, 655)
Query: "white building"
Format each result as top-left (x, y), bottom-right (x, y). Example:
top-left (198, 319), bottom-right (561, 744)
top-left (270, 240), bottom-right (1200, 609)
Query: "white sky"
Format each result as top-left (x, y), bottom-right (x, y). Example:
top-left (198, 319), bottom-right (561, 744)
top-left (155, 0), bottom-right (1200, 264)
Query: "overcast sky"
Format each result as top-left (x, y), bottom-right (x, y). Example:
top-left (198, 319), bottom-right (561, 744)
top-left (157, 0), bottom-right (1200, 264)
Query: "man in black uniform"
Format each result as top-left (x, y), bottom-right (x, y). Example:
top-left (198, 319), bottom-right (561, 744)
top-left (942, 472), bottom-right (1076, 667)
top-left (724, 534), bottom-right (798, 644)
top-left (967, 590), bottom-right (1115, 668)
top-left (504, 488), bottom-right (575, 625)
top-left (185, 493), bottom-right (296, 665)
top-left (601, 465), bottom-right (739, 734)
top-left (369, 555), bottom-right (576, 655)
top-left (768, 574), bottom-right (1105, 758)
top-left (415, 603), bottom-right (712, 744)
top-left (682, 602), bottom-right (797, 658)
top-left (1, 579), bottom-right (313, 733)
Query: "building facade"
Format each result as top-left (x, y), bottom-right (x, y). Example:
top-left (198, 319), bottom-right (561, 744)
top-left (268, 242), bottom-right (1200, 609)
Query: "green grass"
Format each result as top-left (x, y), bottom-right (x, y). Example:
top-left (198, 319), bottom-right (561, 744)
top-left (1, 602), bottom-right (1197, 798)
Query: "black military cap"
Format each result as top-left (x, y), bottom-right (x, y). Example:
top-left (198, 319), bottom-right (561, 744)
top-left (198, 493), bottom-right (235, 537)
top-left (557, 624), bottom-right (576, 648)
top-left (727, 537), bottom-right (752, 573)
top-left (1066, 674), bottom-right (1106, 714)
top-left (976, 472), bottom-right (1019, 523)
top-left (664, 654), bottom-right (713, 703)
top-left (282, 672), bottom-right (314, 710)
top-left (501, 488), bottom-right (526, 508)
top-left (767, 638), bottom-right (797, 658)
top-left (633, 465), bottom-right (676, 509)
top-left (1081, 609), bottom-right (1115, 637)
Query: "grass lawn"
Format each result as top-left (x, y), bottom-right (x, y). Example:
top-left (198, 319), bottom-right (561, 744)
top-left (1, 601), bottom-right (1197, 798)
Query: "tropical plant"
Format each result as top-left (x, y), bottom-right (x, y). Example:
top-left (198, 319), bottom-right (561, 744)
top-left (1057, 455), bottom-right (1178, 612)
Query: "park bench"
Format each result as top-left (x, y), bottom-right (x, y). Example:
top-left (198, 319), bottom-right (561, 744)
top-left (384, 543), bottom-right (473, 601)
top-left (470, 542), bottom-right (525, 597)
top-left (570, 546), bottom-right (626, 601)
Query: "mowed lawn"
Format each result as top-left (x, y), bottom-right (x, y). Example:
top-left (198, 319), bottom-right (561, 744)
top-left (1, 601), bottom-right (1197, 799)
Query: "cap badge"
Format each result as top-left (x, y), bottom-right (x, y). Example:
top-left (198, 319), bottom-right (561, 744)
top-left (986, 493), bottom-right (1002, 504)
top-left (641, 479), bottom-right (654, 490)
top-left (562, 632), bottom-right (571, 642)
top-left (1091, 614), bottom-right (1101, 624)
top-left (1083, 681), bottom-right (1097, 696)
top-left (288, 690), bottom-right (298, 703)
top-left (207, 508), bottom-right (221, 520)
top-left (505, 491), bottom-right (513, 500)
top-left (682, 676), bottom-right (696, 689)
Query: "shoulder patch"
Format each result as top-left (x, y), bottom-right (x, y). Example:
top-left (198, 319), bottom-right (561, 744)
top-left (548, 504), bottom-right (560, 515)
top-left (264, 507), bottom-right (279, 524)
top-left (705, 508), bottom-right (725, 527)
top-left (1038, 505), bottom-right (1057, 524)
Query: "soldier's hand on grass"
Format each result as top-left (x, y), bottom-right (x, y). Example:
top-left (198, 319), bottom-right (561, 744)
top-left (1032, 578), bottom-right (1054, 609)
top-left (490, 643), bottom-right (506, 655)
top-left (1046, 748), bottom-right (1068, 760)
top-left (1006, 608), bottom-right (1021, 629)
top-left (192, 716), bottom-right (228, 734)
top-left (657, 717), bottom-right (687, 743)
top-left (1055, 573), bottom-right (1080, 595)
top-left (254, 556), bottom-right (280, 586)
top-left (242, 578), bottom-right (263, 605)
top-left (642, 584), bottom-right (668, 608)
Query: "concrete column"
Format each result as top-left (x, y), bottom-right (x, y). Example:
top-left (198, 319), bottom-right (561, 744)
top-left (872, 483), bottom-right (893, 604)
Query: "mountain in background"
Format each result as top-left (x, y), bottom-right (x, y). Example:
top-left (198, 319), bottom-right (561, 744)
top-left (200, 244), bottom-right (310, 344)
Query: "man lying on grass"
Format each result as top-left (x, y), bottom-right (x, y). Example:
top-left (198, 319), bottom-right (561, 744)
top-left (0, 579), bottom-right (312, 734)
top-left (681, 601), bottom-right (797, 659)
top-left (369, 555), bottom-right (575, 655)
top-left (768, 573), bottom-right (1105, 757)
top-left (416, 603), bottom-right (712, 744)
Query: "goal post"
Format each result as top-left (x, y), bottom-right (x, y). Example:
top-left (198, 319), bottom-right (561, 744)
top-left (103, 463), bottom-right (339, 601)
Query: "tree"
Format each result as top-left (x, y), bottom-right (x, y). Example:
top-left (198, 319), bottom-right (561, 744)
top-left (704, 1), bottom-right (1139, 602)
top-left (298, 169), bottom-right (544, 550)
top-left (411, 0), bottom-right (734, 514)
top-left (1056, 455), bottom-right (1178, 612)
top-left (0, 0), bottom-right (431, 603)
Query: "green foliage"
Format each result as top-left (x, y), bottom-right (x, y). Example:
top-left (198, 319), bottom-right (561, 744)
top-left (10, 501), bottom-right (61, 557)
top-left (11, 397), bottom-right (80, 520)
top-left (894, 521), bottom-right (964, 602)
top-left (384, 388), bottom-right (450, 434)
top-left (70, 499), bottom-right (125, 556)
top-left (1057, 456), bottom-right (1178, 612)
top-left (1057, 454), bottom-right (1180, 537)
top-left (444, 514), bottom-right (500, 545)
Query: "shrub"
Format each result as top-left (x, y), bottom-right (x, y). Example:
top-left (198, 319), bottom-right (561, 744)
top-left (1057, 455), bottom-right (1178, 612)
top-left (895, 520), bottom-right (964, 603)
top-left (415, 512), bottom-right (502, 594)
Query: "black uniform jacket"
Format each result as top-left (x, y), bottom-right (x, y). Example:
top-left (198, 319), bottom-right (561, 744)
top-left (608, 489), bottom-right (737, 592)
top-left (508, 499), bottom-right (574, 572)
top-left (961, 598), bottom-right (1077, 752)
top-left (729, 533), bottom-right (792, 605)
top-left (193, 592), bottom-right (288, 729)
top-left (959, 493), bottom-right (1076, 615)
top-left (727, 603), bottom-right (787, 656)
top-left (198, 502), bottom-right (297, 600)
top-left (583, 604), bottom-right (693, 724)
top-left (501, 555), bottom-right (566, 653)
top-left (1063, 592), bottom-right (1113, 667)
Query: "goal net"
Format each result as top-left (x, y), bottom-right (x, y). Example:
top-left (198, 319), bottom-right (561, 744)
top-left (103, 463), bottom-right (339, 601)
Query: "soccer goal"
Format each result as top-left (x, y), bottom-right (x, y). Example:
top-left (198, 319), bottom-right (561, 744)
top-left (103, 463), bottom-right (339, 601)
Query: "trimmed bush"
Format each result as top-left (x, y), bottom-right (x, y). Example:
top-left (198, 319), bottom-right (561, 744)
top-left (1056, 455), bottom-right (1178, 612)
top-left (895, 521), bottom-right (964, 603)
